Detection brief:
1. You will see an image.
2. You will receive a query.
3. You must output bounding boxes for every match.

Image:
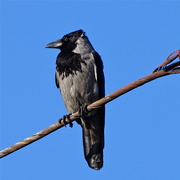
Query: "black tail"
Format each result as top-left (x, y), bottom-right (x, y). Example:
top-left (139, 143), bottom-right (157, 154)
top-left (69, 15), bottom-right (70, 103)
top-left (81, 108), bottom-right (105, 170)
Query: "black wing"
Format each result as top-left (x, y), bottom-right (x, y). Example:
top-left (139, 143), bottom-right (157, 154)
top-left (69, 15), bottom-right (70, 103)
top-left (92, 51), bottom-right (105, 147)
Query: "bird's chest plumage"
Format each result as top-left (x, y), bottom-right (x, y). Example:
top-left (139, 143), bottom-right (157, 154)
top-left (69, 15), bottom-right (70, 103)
top-left (56, 52), bottom-right (99, 113)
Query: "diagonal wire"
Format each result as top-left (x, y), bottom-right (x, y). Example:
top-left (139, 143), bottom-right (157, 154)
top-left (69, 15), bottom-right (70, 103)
top-left (0, 49), bottom-right (179, 158)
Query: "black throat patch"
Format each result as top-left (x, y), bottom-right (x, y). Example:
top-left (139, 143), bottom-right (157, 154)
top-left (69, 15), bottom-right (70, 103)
top-left (56, 51), bottom-right (87, 79)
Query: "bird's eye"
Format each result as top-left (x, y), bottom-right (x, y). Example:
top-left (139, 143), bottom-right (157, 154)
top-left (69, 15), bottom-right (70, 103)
top-left (64, 36), bottom-right (69, 41)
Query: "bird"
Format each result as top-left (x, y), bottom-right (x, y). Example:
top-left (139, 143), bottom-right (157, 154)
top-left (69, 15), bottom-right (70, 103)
top-left (45, 29), bottom-right (105, 170)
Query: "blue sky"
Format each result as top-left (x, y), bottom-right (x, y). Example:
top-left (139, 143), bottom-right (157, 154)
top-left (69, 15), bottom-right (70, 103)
top-left (1, 1), bottom-right (180, 180)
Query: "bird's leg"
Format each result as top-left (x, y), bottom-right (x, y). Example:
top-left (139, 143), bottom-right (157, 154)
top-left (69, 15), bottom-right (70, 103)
top-left (79, 105), bottom-right (89, 119)
top-left (59, 114), bottom-right (73, 128)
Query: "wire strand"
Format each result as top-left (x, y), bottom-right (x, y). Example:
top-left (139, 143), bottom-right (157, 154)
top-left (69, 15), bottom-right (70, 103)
top-left (0, 50), bottom-right (179, 158)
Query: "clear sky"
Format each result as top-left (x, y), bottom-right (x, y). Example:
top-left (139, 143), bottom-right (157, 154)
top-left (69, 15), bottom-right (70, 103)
top-left (1, 1), bottom-right (180, 180)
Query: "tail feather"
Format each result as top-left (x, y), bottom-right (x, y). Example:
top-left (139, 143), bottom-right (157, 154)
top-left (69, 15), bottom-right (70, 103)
top-left (81, 111), bottom-right (104, 170)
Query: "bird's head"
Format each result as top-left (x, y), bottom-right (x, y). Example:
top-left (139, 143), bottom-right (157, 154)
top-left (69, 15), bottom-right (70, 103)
top-left (45, 29), bottom-right (84, 51)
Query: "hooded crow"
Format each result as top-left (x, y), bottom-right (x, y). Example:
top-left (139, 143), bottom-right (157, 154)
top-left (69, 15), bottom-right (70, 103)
top-left (45, 30), bottom-right (105, 170)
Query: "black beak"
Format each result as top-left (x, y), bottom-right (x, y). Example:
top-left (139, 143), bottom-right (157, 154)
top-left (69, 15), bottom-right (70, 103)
top-left (45, 39), bottom-right (62, 48)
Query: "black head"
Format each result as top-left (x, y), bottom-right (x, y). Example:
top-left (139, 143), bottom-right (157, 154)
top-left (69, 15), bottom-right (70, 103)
top-left (45, 29), bottom-right (84, 51)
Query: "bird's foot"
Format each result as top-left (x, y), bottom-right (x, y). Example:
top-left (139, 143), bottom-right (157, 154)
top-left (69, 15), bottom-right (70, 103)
top-left (79, 105), bottom-right (89, 118)
top-left (59, 114), bottom-right (73, 128)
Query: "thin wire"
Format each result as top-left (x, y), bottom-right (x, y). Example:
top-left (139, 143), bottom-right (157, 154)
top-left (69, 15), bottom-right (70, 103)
top-left (0, 50), bottom-right (179, 158)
